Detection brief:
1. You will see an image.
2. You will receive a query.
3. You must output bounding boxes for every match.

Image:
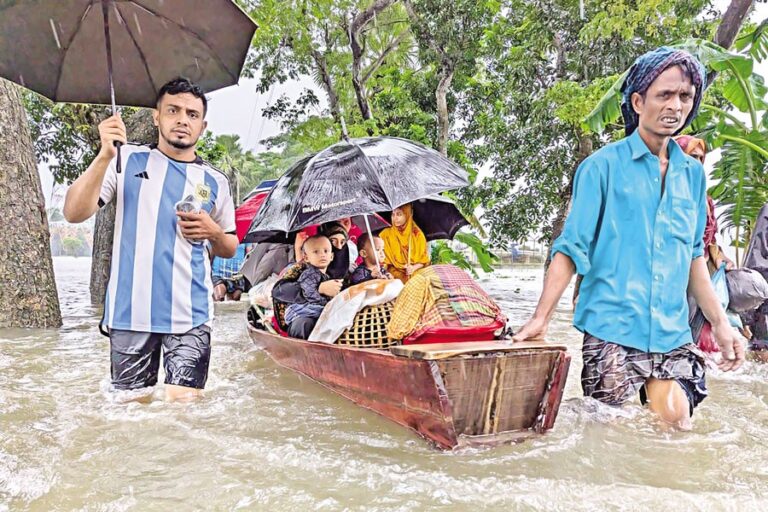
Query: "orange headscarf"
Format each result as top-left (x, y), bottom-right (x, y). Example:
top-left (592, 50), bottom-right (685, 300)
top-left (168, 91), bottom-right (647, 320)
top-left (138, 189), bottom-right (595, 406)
top-left (674, 135), bottom-right (707, 159)
top-left (380, 204), bottom-right (429, 281)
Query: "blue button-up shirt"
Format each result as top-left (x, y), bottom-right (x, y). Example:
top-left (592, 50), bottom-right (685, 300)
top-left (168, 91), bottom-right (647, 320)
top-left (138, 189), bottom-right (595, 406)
top-left (552, 130), bottom-right (707, 353)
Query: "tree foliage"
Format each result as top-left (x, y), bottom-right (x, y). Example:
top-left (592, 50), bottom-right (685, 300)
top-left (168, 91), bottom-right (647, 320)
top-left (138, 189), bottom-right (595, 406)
top-left (24, 95), bottom-right (156, 184)
top-left (462, 0), bottom-right (715, 250)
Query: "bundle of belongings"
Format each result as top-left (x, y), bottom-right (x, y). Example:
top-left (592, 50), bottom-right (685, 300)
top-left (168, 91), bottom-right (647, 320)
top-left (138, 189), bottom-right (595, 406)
top-left (387, 264), bottom-right (506, 344)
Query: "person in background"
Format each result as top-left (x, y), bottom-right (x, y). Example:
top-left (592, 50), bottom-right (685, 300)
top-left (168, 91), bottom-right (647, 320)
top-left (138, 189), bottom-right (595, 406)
top-left (380, 204), bottom-right (429, 283)
top-left (319, 221), bottom-right (358, 279)
top-left (212, 243), bottom-right (252, 301)
top-left (338, 217), bottom-right (362, 244)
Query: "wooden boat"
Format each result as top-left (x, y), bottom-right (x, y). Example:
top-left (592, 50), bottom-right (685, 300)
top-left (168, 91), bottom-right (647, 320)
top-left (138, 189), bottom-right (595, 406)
top-left (248, 324), bottom-right (571, 450)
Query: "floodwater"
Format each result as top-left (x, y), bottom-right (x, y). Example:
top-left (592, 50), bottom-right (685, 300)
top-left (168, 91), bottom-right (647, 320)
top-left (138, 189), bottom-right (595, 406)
top-left (2, 257), bottom-right (768, 511)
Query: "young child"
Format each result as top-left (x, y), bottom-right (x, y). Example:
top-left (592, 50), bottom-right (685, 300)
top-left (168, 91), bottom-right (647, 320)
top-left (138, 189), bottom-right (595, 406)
top-left (347, 232), bottom-right (393, 286)
top-left (284, 235), bottom-right (340, 339)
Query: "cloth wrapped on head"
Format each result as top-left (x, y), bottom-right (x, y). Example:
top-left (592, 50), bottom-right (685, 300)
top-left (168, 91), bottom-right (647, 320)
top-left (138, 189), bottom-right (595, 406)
top-left (675, 135), bottom-right (707, 157)
top-left (620, 47), bottom-right (706, 136)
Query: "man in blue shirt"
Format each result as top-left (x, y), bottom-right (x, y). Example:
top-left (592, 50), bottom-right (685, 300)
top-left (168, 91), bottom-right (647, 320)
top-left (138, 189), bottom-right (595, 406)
top-left (513, 47), bottom-right (745, 429)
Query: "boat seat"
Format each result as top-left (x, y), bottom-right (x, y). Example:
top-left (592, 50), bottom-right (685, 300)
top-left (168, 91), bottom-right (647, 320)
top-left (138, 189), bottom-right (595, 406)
top-left (401, 319), bottom-right (505, 345)
top-left (391, 340), bottom-right (567, 360)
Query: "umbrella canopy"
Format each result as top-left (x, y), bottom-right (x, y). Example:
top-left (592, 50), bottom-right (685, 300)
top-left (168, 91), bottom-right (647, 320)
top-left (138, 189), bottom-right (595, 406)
top-left (0, 0), bottom-right (256, 107)
top-left (236, 180), bottom-right (389, 243)
top-left (235, 190), bottom-right (269, 242)
top-left (235, 179), bottom-right (275, 242)
top-left (243, 178), bottom-right (279, 202)
top-left (244, 137), bottom-right (469, 243)
top-left (378, 195), bottom-right (469, 241)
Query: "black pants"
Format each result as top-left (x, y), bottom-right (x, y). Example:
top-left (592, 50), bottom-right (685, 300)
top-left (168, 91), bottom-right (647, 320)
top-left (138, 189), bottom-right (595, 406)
top-left (288, 317), bottom-right (318, 339)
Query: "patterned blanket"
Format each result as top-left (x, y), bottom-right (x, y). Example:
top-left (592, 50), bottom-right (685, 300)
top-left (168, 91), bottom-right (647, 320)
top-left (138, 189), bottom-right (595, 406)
top-left (387, 264), bottom-right (505, 341)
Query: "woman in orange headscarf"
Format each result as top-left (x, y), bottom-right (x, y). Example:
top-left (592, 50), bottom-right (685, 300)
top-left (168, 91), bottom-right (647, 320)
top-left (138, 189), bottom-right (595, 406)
top-left (379, 204), bottom-right (430, 283)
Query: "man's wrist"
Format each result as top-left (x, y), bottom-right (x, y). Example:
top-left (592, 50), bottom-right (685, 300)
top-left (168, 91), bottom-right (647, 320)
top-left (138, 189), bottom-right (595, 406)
top-left (712, 317), bottom-right (731, 331)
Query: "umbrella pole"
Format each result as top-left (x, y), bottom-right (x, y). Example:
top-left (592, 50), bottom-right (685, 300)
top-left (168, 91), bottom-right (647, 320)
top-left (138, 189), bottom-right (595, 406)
top-left (363, 214), bottom-right (381, 271)
top-left (101, 0), bottom-right (122, 173)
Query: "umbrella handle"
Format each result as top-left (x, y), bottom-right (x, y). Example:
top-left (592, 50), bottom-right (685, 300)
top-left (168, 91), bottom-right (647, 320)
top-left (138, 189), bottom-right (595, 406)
top-left (114, 142), bottom-right (122, 173)
top-left (102, 0), bottom-right (121, 173)
top-left (363, 214), bottom-right (381, 271)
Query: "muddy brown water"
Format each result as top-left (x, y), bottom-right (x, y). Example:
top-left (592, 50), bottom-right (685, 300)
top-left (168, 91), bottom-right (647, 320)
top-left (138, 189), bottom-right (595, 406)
top-left (1, 257), bottom-right (767, 511)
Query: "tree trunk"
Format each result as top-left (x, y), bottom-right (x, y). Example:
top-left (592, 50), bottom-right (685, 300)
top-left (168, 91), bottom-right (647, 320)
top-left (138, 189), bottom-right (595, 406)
top-left (435, 66), bottom-right (454, 156)
top-left (544, 133), bottom-right (594, 270)
top-left (0, 79), bottom-right (62, 327)
top-left (312, 48), bottom-right (343, 127)
top-left (348, 0), bottom-right (397, 126)
top-left (707, 0), bottom-right (755, 86)
top-left (89, 202), bottom-right (115, 305)
top-left (89, 108), bottom-right (157, 304)
top-left (714, 0), bottom-right (754, 48)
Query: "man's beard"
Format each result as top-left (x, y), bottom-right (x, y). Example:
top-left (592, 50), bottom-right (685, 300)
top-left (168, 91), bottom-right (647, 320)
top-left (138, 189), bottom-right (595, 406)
top-left (163, 130), bottom-right (198, 150)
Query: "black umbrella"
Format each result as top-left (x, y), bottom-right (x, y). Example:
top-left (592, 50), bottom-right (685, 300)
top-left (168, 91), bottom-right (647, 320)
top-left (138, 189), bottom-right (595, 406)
top-left (0, 0), bottom-right (256, 171)
top-left (244, 136), bottom-right (470, 243)
top-left (378, 194), bottom-right (469, 242)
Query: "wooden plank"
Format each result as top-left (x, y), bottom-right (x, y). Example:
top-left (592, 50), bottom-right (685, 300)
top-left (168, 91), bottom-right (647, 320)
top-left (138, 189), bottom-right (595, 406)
top-left (390, 340), bottom-right (567, 360)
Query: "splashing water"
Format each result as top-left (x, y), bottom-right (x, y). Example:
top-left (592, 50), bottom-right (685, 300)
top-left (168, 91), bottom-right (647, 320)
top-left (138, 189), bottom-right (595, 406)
top-left (1, 258), bottom-right (767, 510)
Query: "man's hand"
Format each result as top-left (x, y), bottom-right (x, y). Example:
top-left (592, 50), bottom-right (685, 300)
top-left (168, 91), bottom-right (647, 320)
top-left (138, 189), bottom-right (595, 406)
top-left (319, 279), bottom-right (342, 297)
top-left (176, 210), bottom-right (223, 243)
top-left (511, 315), bottom-right (549, 343)
top-left (711, 320), bottom-right (746, 371)
top-left (97, 114), bottom-right (127, 160)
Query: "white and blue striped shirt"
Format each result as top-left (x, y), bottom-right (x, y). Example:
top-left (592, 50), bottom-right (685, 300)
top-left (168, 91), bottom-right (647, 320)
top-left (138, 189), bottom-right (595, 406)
top-left (99, 144), bottom-right (235, 334)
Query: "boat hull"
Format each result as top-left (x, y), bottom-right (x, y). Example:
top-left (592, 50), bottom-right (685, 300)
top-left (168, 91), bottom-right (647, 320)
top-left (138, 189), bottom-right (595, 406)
top-left (248, 325), bottom-right (570, 450)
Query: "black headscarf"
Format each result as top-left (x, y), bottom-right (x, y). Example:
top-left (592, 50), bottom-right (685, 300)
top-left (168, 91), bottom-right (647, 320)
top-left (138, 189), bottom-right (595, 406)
top-left (319, 222), bottom-right (350, 279)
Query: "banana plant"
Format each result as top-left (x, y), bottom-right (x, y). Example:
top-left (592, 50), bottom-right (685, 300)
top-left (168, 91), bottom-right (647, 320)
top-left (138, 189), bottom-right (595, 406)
top-left (583, 35), bottom-right (768, 266)
top-left (430, 232), bottom-right (499, 278)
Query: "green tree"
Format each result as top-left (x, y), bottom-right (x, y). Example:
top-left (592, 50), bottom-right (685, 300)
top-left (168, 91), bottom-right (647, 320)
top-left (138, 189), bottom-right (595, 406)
top-left (404, 0), bottom-right (499, 155)
top-left (462, 0), bottom-right (716, 259)
top-left (197, 132), bottom-right (286, 202)
top-left (62, 237), bottom-right (84, 257)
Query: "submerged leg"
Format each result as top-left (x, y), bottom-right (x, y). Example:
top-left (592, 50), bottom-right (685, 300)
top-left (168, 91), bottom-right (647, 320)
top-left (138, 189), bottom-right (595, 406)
top-left (644, 377), bottom-right (692, 430)
top-left (165, 383), bottom-right (202, 402)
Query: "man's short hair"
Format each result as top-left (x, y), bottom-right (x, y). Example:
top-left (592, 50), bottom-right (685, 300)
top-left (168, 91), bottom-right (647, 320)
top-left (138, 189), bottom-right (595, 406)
top-left (156, 77), bottom-right (208, 117)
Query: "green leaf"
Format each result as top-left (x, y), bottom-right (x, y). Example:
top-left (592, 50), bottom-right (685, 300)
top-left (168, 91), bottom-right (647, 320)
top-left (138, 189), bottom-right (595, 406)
top-left (582, 71), bottom-right (627, 134)
top-left (675, 38), bottom-right (753, 79)
top-left (734, 19), bottom-right (768, 62)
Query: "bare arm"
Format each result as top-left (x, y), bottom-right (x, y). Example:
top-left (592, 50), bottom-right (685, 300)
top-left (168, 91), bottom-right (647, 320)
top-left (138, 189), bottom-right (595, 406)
top-left (63, 114), bottom-right (126, 223)
top-left (512, 252), bottom-right (576, 342)
top-left (688, 256), bottom-right (745, 370)
top-left (210, 232), bottom-right (239, 259)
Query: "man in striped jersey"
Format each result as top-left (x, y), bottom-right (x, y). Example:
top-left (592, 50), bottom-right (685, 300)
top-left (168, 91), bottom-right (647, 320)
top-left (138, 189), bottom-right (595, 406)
top-left (64, 78), bottom-right (238, 402)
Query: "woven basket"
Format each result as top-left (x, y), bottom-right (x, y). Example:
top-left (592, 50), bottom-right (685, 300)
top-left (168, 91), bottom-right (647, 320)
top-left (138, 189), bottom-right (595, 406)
top-left (338, 301), bottom-right (397, 348)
